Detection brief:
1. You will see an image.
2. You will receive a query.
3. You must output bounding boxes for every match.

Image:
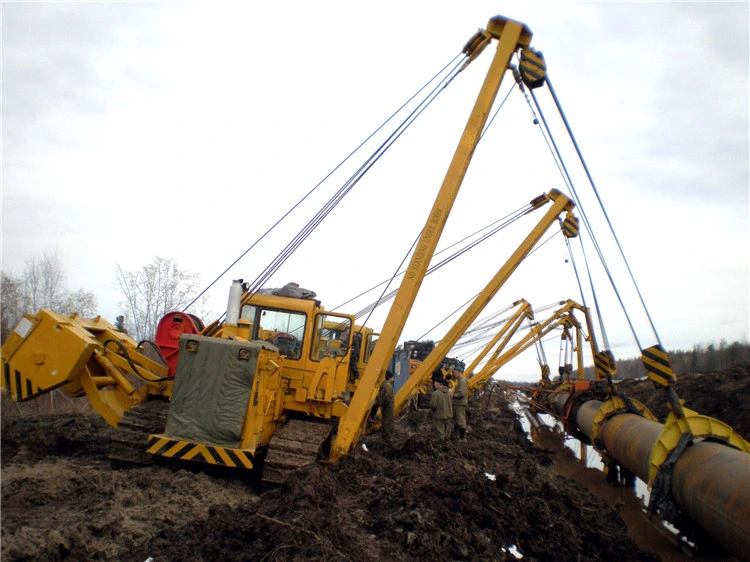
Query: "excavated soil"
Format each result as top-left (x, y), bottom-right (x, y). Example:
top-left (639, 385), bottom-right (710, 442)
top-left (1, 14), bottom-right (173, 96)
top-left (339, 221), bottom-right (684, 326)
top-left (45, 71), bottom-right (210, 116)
top-left (616, 362), bottom-right (750, 440)
top-left (2, 363), bottom-right (748, 562)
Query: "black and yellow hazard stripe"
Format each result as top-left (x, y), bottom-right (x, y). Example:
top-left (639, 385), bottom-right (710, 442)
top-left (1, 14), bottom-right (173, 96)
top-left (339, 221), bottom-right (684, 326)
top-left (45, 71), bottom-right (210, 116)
top-left (4, 363), bottom-right (44, 401)
top-left (642, 344), bottom-right (677, 387)
top-left (519, 47), bottom-right (546, 89)
top-left (562, 214), bottom-right (580, 238)
top-left (147, 435), bottom-right (255, 469)
top-left (594, 351), bottom-right (616, 380)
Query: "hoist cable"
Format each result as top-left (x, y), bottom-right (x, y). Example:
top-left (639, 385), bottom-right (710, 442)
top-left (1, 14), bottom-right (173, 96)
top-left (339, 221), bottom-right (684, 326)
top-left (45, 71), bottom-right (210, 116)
top-left (332, 85), bottom-right (518, 316)
top-left (332, 204), bottom-right (528, 311)
top-left (350, 207), bottom-right (531, 319)
top-left (544, 76), bottom-right (662, 349)
top-left (521, 81), bottom-right (626, 351)
top-left (480, 83), bottom-right (516, 141)
top-left (454, 331), bottom-right (500, 350)
top-left (562, 231), bottom-right (615, 352)
top-left (334, 81), bottom-right (518, 319)
top-left (524, 229), bottom-right (559, 259)
top-left (360, 233), bottom-right (418, 332)
top-left (529, 80), bottom-right (639, 349)
top-left (184, 52), bottom-right (465, 313)
top-left (413, 288), bottom-right (486, 343)
top-left (514, 71), bottom-right (619, 351)
top-left (412, 215), bottom-right (566, 349)
top-left (349, 204), bottom-right (532, 319)
top-left (535, 337), bottom-right (547, 367)
top-left (512, 68), bottom-right (578, 208)
top-left (520, 83), bottom-right (609, 320)
top-left (456, 316), bottom-right (519, 346)
top-left (245, 56), bottom-right (469, 298)
top-left (563, 232), bottom-right (588, 312)
top-left (461, 303), bottom-right (519, 336)
top-left (577, 229), bottom-right (618, 350)
top-left (454, 332), bottom-right (510, 363)
top-left (419, 226), bottom-right (559, 343)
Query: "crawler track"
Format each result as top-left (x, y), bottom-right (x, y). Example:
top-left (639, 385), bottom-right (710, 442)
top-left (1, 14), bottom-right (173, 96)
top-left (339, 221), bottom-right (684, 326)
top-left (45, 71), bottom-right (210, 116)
top-left (109, 399), bottom-right (170, 468)
top-left (261, 419), bottom-right (333, 485)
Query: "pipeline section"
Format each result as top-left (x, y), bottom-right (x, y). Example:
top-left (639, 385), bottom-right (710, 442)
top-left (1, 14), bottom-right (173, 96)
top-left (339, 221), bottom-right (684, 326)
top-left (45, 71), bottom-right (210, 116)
top-left (561, 397), bottom-right (750, 558)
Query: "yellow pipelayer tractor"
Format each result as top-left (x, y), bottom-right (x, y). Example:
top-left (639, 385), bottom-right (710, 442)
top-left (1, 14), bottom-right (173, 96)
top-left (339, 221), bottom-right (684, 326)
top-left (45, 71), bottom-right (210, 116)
top-left (1, 283), bottom-right (376, 482)
top-left (2, 15), bottom-right (553, 483)
top-left (3, 16), bottom-right (749, 557)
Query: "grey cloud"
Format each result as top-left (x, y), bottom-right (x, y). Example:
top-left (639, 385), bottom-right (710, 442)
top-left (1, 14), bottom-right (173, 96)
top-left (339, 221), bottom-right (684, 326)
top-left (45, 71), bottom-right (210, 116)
top-left (2, 3), bottom-right (178, 151)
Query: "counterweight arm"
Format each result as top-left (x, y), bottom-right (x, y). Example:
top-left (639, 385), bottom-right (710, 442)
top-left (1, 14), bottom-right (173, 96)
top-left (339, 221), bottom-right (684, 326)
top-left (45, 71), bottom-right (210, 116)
top-left (2, 310), bottom-right (171, 427)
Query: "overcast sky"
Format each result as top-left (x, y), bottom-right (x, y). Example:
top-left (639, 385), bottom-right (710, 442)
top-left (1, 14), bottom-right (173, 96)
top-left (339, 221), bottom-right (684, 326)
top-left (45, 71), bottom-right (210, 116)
top-left (2, 1), bottom-right (748, 381)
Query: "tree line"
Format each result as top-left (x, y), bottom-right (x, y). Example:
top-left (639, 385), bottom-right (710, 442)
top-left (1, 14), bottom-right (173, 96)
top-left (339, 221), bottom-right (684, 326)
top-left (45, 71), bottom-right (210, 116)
top-left (594, 340), bottom-right (750, 380)
top-left (1, 251), bottom-right (98, 342)
top-left (1, 251), bottom-right (208, 344)
top-left (2, 250), bottom-right (747, 380)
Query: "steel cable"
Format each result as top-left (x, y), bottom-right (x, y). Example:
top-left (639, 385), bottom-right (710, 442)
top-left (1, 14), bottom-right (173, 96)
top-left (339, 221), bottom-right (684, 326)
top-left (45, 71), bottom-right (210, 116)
top-left (546, 76), bottom-right (661, 348)
top-left (184, 52), bottom-right (466, 313)
top-left (244, 56), bottom-right (470, 299)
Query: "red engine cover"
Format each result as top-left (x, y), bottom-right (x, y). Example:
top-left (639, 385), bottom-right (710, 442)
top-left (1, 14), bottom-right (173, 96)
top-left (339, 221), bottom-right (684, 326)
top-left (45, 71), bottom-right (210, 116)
top-left (154, 312), bottom-right (204, 377)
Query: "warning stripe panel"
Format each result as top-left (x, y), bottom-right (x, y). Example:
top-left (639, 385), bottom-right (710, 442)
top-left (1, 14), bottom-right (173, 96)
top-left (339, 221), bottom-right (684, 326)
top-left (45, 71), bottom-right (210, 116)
top-left (594, 354), bottom-right (614, 378)
top-left (9, 368), bottom-right (44, 401)
top-left (146, 435), bottom-right (255, 469)
top-left (562, 216), bottom-right (579, 238)
top-left (642, 344), bottom-right (677, 387)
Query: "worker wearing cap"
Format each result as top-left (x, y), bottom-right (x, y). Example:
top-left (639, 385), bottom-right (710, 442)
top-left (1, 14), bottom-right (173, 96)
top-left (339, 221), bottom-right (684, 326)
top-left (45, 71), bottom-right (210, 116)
top-left (429, 377), bottom-right (453, 440)
top-left (452, 368), bottom-right (468, 441)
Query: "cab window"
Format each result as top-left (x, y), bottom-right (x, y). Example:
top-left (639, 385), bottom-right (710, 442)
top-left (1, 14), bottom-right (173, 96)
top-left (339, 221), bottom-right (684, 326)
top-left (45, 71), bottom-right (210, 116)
top-left (364, 333), bottom-right (379, 363)
top-left (241, 304), bottom-right (305, 360)
top-left (312, 314), bottom-right (352, 361)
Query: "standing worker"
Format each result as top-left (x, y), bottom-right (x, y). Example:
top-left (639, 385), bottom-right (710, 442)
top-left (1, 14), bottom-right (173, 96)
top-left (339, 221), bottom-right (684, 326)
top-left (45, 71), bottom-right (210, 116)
top-left (429, 378), bottom-right (453, 440)
top-left (373, 370), bottom-right (395, 439)
top-left (452, 369), bottom-right (468, 441)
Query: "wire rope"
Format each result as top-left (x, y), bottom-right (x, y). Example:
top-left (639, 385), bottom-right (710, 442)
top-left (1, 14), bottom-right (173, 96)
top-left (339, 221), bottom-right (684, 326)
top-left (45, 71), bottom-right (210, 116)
top-left (516, 73), bottom-right (629, 352)
top-left (245, 57), bottom-right (468, 298)
top-left (333, 203), bottom-right (528, 311)
top-left (349, 204), bottom-right (531, 320)
top-left (184, 52), bottom-right (466, 312)
top-left (545, 76), bottom-right (662, 348)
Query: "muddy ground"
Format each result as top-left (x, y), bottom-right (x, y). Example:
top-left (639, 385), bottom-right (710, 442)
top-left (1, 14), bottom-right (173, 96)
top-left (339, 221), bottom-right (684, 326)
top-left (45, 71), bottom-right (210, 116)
top-left (2, 363), bottom-right (748, 562)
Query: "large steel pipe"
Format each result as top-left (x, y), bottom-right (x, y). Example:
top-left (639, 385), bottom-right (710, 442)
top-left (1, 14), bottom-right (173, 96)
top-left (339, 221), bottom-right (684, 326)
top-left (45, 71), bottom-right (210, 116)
top-left (557, 397), bottom-right (750, 558)
top-left (671, 442), bottom-right (750, 558)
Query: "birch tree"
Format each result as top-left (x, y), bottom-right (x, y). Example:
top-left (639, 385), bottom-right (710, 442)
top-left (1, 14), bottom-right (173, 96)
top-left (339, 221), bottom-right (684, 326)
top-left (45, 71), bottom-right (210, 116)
top-left (115, 257), bottom-right (208, 341)
top-left (1, 250), bottom-right (98, 342)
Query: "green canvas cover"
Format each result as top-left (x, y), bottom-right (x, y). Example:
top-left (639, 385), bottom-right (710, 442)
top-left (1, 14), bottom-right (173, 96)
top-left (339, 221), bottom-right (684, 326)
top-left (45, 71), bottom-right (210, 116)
top-left (164, 335), bottom-right (270, 448)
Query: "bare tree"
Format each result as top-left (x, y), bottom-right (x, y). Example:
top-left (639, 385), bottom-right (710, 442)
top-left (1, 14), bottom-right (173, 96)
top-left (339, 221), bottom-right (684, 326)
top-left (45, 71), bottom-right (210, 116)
top-left (1, 250), bottom-right (98, 343)
top-left (1, 272), bottom-right (25, 341)
top-left (23, 251), bottom-right (65, 312)
top-left (115, 257), bottom-right (209, 341)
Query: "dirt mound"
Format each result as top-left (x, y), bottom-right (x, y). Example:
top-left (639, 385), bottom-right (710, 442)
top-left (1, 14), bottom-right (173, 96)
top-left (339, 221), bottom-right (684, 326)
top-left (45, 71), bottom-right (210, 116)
top-left (148, 401), bottom-right (656, 562)
top-left (616, 362), bottom-right (750, 439)
top-left (1, 389), bottom-right (664, 562)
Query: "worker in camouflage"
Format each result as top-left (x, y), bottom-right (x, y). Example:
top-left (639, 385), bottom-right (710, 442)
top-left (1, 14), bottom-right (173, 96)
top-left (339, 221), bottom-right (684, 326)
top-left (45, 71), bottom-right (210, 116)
top-left (429, 377), bottom-right (453, 440)
top-left (452, 369), bottom-right (468, 441)
top-left (374, 370), bottom-right (395, 438)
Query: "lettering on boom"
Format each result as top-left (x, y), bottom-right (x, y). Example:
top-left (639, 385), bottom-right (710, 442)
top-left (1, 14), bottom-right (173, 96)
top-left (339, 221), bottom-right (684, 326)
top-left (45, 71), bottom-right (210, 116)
top-left (406, 208), bottom-right (444, 279)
